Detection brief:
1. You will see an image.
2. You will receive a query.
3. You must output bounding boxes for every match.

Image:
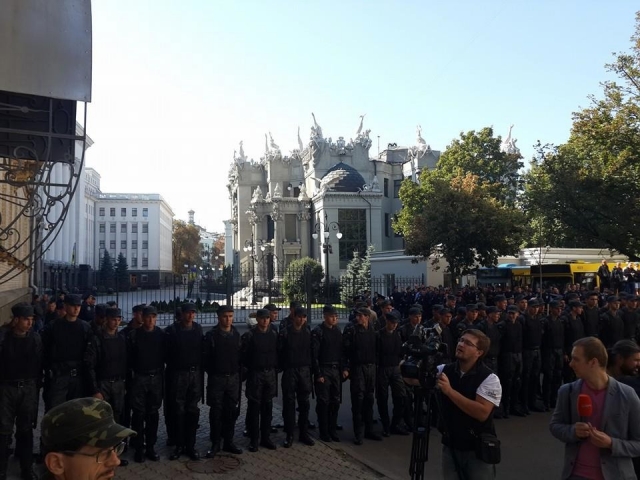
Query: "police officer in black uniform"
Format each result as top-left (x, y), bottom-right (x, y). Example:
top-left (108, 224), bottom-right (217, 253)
top-left (599, 296), bottom-right (625, 348)
top-left (83, 306), bottom-right (129, 466)
top-left (89, 303), bottom-right (107, 335)
top-left (203, 305), bottom-right (243, 458)
top-left (165, 302), bottom-right (203, 461)
top-left (582, 291), bottom-right (601, 337)
top-left (41, 294), bottom-right (93, 411)
top-left (278, 301), bottom-right (301, 332)
top-left (311, 305), bottom-right (343, 442)
top-left (241, 309), bottom-right (278, 452)
top-left (498, 305), bottom-right (524, 417)
top-left (343, 307), bottom-right (382, 445)
top-left (376, 310), bottom-right (408, 437)
top-left (562, 300), bottom-right (586, 383)
top-left (278, 307), bottom-right (315, 448)
top-left (541, 300), bottom-right (564, 411)
top-left (521, 299), bottom-right (544, 413)
top-left (78, 293), bottom-right (96, 323)
top-left (120, 303), bottom-right (144, 447)
top-left (127, 306), bottom-right (166, 463)
top-left (0, 303), bottom-right (41, 480)
top-left (477, 306), bottom-right (503, 374)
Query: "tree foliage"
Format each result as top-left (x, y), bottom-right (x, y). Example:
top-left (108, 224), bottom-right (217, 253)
top-left (172, 220), bottom-right (202, 273)
top-left (523, 13), bottom-right (640, 259)
top-left (339, 245), bottom-right (374, 306)
top-left (115, 253), bottom-right (129, 289)
top-left (394, 170), bottom-right (526, 279)
top-left (438, 127), bottom-right (523, 205)
top-left (282, 257), bottom-right (324, 302)
top-left (99, 250), bottom-right (114, 288)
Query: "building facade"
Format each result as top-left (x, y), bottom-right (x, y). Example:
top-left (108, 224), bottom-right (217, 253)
top-left (226, 118), bottom-right (440, 281)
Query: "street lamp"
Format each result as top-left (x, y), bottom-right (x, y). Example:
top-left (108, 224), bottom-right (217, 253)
top-left (243, 236), bottom-right (257, 305)
top-left (313, 213), bottom-right (342, 303)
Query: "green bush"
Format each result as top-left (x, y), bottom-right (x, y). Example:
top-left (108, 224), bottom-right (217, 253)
top-left (282, 257), bottom-right (323, 303)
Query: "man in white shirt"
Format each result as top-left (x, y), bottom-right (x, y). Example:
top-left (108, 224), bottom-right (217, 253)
top-left (437, 329), bottom-right (502, 480)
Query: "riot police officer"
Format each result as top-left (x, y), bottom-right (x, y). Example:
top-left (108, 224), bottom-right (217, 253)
top-left (0, 303), bottom-right (41, 480)
top-left (120, 304), bottom-right (144, 442)
top-left (241, 309), bottom-right (278, 452)
top-left (83, 306), bottom-right (129, 466)
top-left (521, 299), bottom-right (544, 413)
top-left (278, 307), bottom-right (315, 448)
top-left (89, 303), bottom-right (107, 335)
top-left (165, 302), bottom-right (203, 461)
top-left (477, 306), bottom-right (503, 374)
top-left (127, 306), bottom-right (166, 463)
top-left (311, 305), bottom-right (343, 442)
top-left (498, 305), bottom-right (524, 417)
top-left (203, 305), bottom-right (243, 458)
top-left (343, 308), bottom-right (381, 445)
top-left (541, 300), bottom-right (564, 411)
top-left (41, 294), bottom-right (93, 410)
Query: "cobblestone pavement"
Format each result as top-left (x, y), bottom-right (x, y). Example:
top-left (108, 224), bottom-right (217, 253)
top-left (6, 395), bottom-right (389, 480)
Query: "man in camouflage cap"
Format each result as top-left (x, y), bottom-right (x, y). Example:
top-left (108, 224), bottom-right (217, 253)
top-left (41, 397), bottom-right (135, 479)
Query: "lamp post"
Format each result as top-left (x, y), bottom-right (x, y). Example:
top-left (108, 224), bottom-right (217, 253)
top-left (313, 213), bottom-right (342, 303)
top-left (243, 236), bottom-right (257, 305)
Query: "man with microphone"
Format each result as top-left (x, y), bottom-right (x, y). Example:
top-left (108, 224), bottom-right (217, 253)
top-left (550, 336), bottom-right (640, 479)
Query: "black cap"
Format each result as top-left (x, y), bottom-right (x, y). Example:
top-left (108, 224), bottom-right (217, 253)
top-left (515, 295), bottom-right (526, 302)
top-left (446, 294), bottom-right (456, 301)
top-left (132, 304), bottom-right (146, 313)
top-left (323, 305), bottom-right (337, 315)
top-left (355, 307), bottom-right (371, 316)
top-left (432, 304), bottom-right (443, 312)
top-left (11, 302), bottom-right (33, 318)
top-left (293, 306), bottom-right (308, 317)
top-left (569, 300), bottom-right (585, 308)
top-left (264, 304), bottom-right (281, 312)
top-left (95, 304), bottom-right (107, 316)
top-left (256, 309), bottom-right (270, 319)
top-left (380, 299), bottom-right (391, 307)
top-left (289, 301), bottom-right (302, 309)
top-left (528, 298), bottom-right (539, 307)
top-left (607, 296), bottom-right (620, 303)
top-left (105, 307), bottom-right (122, 318)
top-left (385, 311), bottom-right (401, 323)
top-left (476, 303), bottom-right (486, 311)
top-left (82, 293), bottom-right (94, 301)
top-left (408, 306), bottom-right (422, 316)
top-left (64, 294), bottom-right (82, 306)
top-left (494, 295), bottom-right (506, 302)
top-left (142, 306), bottom-right (158, 316)
top-left (439, 307), bottom-right (451, 315)
top-left (56, 300), bottom-right (65, 310)
top-left (507, 305), bottom-right (519, 312)
top-left (217, 305), bottom-right (233, 314)
top-left (549, 301), bottom-right (561, 308)
top-left (466, 304), bottom-right (478, 311)
top-left (486, 306), bottom-right (499, 314)
top-left (182, 302), bottom-right (197, 312)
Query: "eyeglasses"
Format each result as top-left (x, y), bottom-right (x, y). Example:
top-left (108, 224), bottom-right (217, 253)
top-left (458, 338), bottom-right (479, 349)
top-left (62, 441), bottom-right (125, 464)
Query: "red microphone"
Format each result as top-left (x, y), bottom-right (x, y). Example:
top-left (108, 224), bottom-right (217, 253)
top-left (577, 394), bottom-right (593, 422)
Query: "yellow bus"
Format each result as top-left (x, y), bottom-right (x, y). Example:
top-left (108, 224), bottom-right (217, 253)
top-left (529, 262), bottom-right (601, 291)
top-left (476, 264), bottom-right (531, 288)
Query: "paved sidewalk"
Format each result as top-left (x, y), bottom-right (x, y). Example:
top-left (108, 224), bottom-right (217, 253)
top-left (7, 395), bottom-right (391, 480)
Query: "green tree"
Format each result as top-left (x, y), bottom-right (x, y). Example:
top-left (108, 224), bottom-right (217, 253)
top-left (99, 250), bottom-right (114, 288)
top-left (172, 220), bottom-right (202, 273)
top-left (340, 250), bottom-right (365, 306)
top-left (115, 253), bottom-right (129, 290)
top-left (282, 257), bottom-right (323, 303)
top-left (523, 13), bottom-right (640, 259)
top-left (394, 171), bottom-right (526, 282)
top-left (437, 127), bottom-right (523, 206)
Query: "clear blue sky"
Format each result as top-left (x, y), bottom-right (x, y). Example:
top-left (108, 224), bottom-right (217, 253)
top-left (87, 1), bottom-right (638, 232)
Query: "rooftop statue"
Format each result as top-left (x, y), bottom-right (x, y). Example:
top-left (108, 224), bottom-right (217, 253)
top-left (500, 124), bottom-right (521, 155)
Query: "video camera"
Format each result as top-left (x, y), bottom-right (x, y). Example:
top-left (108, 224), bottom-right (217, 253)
top-left (400, 323), bottom-right (448, 390)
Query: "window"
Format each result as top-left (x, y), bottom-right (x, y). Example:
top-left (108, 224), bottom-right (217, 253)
top-left (110, 208), bottom-right (115, 216)
top-left (132, 224), bottom-right (138, 233)
top-left (132, 240), bottom-right (138, 249)
top-left (338, 209), bottom-right (367, 269)
top-left (110, 223), bottom-right (116, 233)
top-left (132, 208), bottom-right (137, 217)
top-left (99, 223), bottom-right (105, 233)
top-left (121, 224), bottom-right (127, 233)
top-left (99, 240), bottom-right (105, 249)
top-left (121, 208), bottom-right (126, 217)
top-left (141, 274), bottom-right (148, 283)
top-left (284, 214), bottom-right (297, 241)
top-left (131, 257), bottom-right (137, 267)
top-left (385, 213), bottom-right (390, 237)
top-left (121, 240), bottom-right (127, 249)
top-left (109, 240), bottom-right (116, 249)
top-left (99, 207), bottom-right (105, 216)
top-left (142, 258), bottom-right (148, 267)
top-left (384, 178), bottom-right (389, 197)
top-left (393, 179), bottom-right (402, 198)
top-left (142, 240), bottom-right (148, 249)
top-left (142, 223), bottom-right (148, 233)
top-left (142, 208), bottom-right (148, 217)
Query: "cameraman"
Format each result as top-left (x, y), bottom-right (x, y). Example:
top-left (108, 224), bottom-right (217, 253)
top-left (437, 329), bottom-right (502, 480)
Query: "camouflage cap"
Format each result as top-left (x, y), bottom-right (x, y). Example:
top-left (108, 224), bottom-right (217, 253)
top-left (41, 397), bottom-right (135, 450)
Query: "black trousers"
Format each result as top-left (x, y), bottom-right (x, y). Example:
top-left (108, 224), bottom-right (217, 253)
top-left (130, 373), bottom-right (163, 451)
top-left (499, 352), bottom-right (522, 412)
top-left (245, 369), bottom-right (276, 442)
top-left (281, 366), bottom-right (312, 436)
top-left (97, 379), bottom-right (125, 423)
top-left (315, 366), bottom-right (341, 437)
top-left (0, 381), bottom-right (38, 474)
top-left (541, 348), bottom-right (563, 408)
top-left (207, 373), bottom-right (240, 447)
top-left (167, 369), bottom-right (202, 450)
top-left (46, 372), bottom-right (84, 410)
top-left (349, 364), bottom-right (376, 438)
top-left (521, 348), bottom-right (542, 409)
top-left (375, 365), bottom-right (406, 431)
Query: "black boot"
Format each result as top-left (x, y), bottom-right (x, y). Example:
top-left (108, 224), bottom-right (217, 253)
top-left (222, 440), bottom-right (243, 455)
top-left (169, 446), bottom-right (184, 461)
top-left (205, 442), bottom-right (220, 459)
top-left (328, 405), bottom-right (340, 442)
top-left (283, 433), bottom-right (293, 448)
top-left (248, 438), bottom-right (259, 453)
